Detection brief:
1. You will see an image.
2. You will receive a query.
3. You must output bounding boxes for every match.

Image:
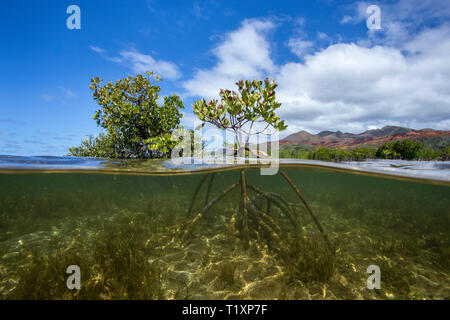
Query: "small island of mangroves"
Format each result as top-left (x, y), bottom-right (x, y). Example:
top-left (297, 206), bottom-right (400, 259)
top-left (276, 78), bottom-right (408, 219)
top-left (0, 160), bottom-right (448, 300)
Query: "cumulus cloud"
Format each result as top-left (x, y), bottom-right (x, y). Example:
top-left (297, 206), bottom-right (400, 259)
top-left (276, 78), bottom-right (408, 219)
top-left (183, 19), bottom-right (276, 99)
top-left (281, 25), bottom-right (450, 133)
top-left (182, 16), bottom-right (450, 134)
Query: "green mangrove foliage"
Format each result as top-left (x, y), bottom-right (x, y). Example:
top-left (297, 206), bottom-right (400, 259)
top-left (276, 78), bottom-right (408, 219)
top-left (67, 132), bottom-right (117, 158)
top-left (280, 140), bottom-right (450, 162)
top-left (193, 79), bottom-right (287, 155)
top-left (69, 71), bottom-right (185, 159)
top-left (375, 140), bottom-right (423, 160)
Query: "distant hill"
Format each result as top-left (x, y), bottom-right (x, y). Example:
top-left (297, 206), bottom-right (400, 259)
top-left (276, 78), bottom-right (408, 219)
top-left (279, 126), bottom-right (450, 150)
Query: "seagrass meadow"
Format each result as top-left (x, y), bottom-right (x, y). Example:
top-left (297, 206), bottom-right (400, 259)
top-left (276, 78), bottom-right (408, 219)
top-left (0, 160), bottom-right (449, 300)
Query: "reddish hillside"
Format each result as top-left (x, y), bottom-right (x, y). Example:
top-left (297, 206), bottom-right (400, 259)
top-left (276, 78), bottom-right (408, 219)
top-left (279, 126), bottom-right (450, 150)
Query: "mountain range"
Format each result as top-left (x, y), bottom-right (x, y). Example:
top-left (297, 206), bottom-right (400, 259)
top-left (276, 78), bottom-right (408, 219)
top-left (279, 126), bottom-right (450, 150)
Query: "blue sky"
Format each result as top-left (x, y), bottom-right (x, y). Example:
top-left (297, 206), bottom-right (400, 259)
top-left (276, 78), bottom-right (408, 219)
top-left (1, 0), bottom-right (450, 156)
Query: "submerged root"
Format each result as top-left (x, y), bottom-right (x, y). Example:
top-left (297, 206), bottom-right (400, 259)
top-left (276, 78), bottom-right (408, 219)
top-left (178, 212), bottom-right (203, 243)
top-left (186, 174), bottom-right (209, 218)
top-left (177, 182), bottom-right (239, 244)
top-left (245, 200), bottom-right (285, 252)
top-left (240, 170), bottom-right (250, 249)
top-left (279, 170), bottom-right (333, 252)
top-left (180, 171), bottom-right (334, 262)
top-left (251, 215), bottom-right (284, 253)
top-left (247, 184), bottom-right (300, 236)
top-left (247, 199), bottom-right (282, 236)
top-left (204, 173), bottom-right (216, 206)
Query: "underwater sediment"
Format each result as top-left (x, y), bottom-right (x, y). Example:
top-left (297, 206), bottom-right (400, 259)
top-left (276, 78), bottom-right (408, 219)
top-left (0, 165), bottom-right (449, 300)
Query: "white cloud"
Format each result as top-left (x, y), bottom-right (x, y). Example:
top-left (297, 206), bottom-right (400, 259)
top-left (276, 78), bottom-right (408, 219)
top-left (276, 26), bottom-right (450, 133)
top-left (342, 0), bottom-right (450, 47)
top-left (183, 19), bottom-right (276, 99)
top-left (179, 111), bottom-right (200, 129)
top-left (340, 15), bottom-right (353, 24)
top-left (295, 17), bottom-right (306, 26)
top-left (90, 45), bottom-right (180, 80)
top-left (288, 38), bottom-right (314, 57)
top-left (89, 45), bottom-right (105, 53)
top-left (340, 2), bottom-right (369, 25)
top-left (182, 18), bottom-right (450, 133)
top-left (317, 32), bottom-right (329, 40)
top-left (192, 0), bottom-right (212, 19)
top-left (118, 49), bottom-right (180, 79)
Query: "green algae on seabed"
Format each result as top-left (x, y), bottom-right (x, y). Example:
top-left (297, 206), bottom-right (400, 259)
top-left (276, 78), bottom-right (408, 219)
top-left (0, 164), bottom-right (449, 300)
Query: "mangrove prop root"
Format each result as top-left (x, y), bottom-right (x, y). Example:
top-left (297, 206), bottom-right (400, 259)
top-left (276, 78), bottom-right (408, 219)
top-left (279, 170), bottom-right (333, 251)
top-left (247, 184), bottom-right (294, 217)
top-left (247, 200), bottom-right (282, 236)
top-left (258, 219), bottom-right (283, 252)
top-left (187, 174), bottom-right (209, 218)
top-left (180, 212), bottom-right (203, 243)
top-left (179, 182), bottom-right (240, 242)
top-left (257, 209), bottom-right (282, 236)
top-left (247, 184), bottom-right (300, 235)
top-left (240, 170), bottom-right (250, 249)
top-left (253, 229), bottom-right (262, 244)
top-left (203, 182), bottom-right (239, 217)
top-left (265, 191), bottom-right (300, 221)
top-left (247, 203), bottom-right (283, 251)
top-left (204, 173), bottom-right (216, 206)
top-left (252, 194), bottom-right (263, 211)
top-left (228, 210), bottom-right (238, 235)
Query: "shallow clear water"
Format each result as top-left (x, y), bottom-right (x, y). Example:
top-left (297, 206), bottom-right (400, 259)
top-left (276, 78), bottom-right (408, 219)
top-left (0, 156), bottom-right (448, 299)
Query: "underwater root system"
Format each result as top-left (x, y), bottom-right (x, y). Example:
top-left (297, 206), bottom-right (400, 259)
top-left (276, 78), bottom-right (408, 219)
top-left (178, 169), bottom-right (335, 256)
